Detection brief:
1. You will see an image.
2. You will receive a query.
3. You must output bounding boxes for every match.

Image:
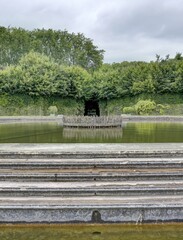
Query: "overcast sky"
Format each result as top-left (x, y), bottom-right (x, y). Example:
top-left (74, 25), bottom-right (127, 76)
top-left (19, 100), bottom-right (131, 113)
top-left (1, 0), bottom-right (183, 63)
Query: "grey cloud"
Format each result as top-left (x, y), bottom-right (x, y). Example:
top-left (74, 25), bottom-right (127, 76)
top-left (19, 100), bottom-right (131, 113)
top-left (88, 0), bottom-right (183, 62)
top-left (92, 0), bottom-right (183, 40)
top-left (0, 0), bottom-right (183, 62)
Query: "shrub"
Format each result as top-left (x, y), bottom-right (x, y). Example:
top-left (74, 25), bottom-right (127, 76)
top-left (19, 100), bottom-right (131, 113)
top-left (48, 106), bottom-right (58, 115)
top-left (135, 100), bottom-right (156, 115)
top-left (123, 106), bottom-right (135, 114)
top-left (156, 104), bottom-right (169, 115)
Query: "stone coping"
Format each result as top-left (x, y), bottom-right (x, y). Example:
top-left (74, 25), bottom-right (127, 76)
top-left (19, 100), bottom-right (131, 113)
top-left (0, 196), bottom-right (182, 207)
top-left (0, 115), bottom-right (183, 124)
top-left (0, 116), bottom-right (60, 124)
top-left (122, 115), bottom-right (183, 122)
top-left (0, 143), bottom-right (183, 159)
top-left (0, 196), bottom-right (182, 223)
top-left (0, 143), bottom-right (183, 153)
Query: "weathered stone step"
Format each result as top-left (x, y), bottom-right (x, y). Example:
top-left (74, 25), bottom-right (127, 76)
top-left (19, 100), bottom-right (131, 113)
top-left (0, 168), bottom-right (182, 181)
top-left (0, 158), bottom-right (182, 169)
top-left (1, 168), bottom-right (183, 173)
top-left (0, 181), bottom-right (182, 196)
top-left (0, 195), bottom-right (182, 223)
top-left (1, 143), bottom-right (183, 159)
top-left (0, 195), bottom-right (182, 206)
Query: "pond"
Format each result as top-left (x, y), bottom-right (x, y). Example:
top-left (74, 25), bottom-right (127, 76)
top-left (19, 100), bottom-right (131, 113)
top-left (0, 122), bottom-right (183, 143)
top-left (0, 224), bottom-right (183, 240)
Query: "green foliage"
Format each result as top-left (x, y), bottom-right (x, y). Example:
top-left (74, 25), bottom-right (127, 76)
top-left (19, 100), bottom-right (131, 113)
top-left (155, 104), bottom-right (168, 115)
top-left (122, 99), bottom-right (168, 115)
top-left (134, 100), bottom-right (156, 115)
top-left (123, 107), bottom-right (135, 114)
top-left (91, 56), bottom-right (183, 100)
top-left (1, 93), bottom-right (183, 116)
top-left (106, 96), bottom-right (140, 115)
top-left (132, 75), bottom-right (155, 95)
top-left (108, 94), bottom-right (183, 115)
top-left (93, 65), bottom-right (119, 99)
top-left (1, 28), bottom-right (183, 109)
top-left (0, 93), bottom-right (9, 107)
top-left (0, 94), bottom-right (82, 116)
top-left (48, 106), bottom-right (58, 115)
top-left (0, 51), bottom-right (65, 96)
top-left (0, 27), bottom-right (104, 70)
top-left (0, 51), bottom-right (92, 99)
top-left (61, 66), bottom-right (92, 99)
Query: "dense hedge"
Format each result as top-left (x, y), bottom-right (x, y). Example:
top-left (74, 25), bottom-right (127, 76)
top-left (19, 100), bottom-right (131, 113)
top-left (1, 51), bottom-right (183, 102)
top-left (1, 93), bottom-right (183, 116)
top-left (0, 94), bottom-right (83, 116)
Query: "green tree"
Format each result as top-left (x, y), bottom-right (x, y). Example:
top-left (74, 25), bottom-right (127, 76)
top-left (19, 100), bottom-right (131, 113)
top-left (0, 27), bottom-right (104, 70)
top-left (0, 51), bottom-right (67, 96)
top-left (132, 74), bottom-right (155, 95)
top-left (60, 65), bottom-right (92, 99)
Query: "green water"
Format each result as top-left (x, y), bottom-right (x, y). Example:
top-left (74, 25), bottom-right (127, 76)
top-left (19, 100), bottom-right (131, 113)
top-left (0, 122), bottom-right (183, 143)
top-left (0, 224), bottom-right (182, 240)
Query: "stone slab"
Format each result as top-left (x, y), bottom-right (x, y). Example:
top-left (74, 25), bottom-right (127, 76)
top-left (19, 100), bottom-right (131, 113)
top-left (1, 143), bottom-right (183, 158)
top-left (0, 180), bottom-right (182, 197)
top-left (0, 143), bottom-right (182, 223)
top-left (0, 196), bottom-right (182, 223)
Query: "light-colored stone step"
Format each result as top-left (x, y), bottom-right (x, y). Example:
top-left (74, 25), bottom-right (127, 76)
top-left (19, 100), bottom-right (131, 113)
top-left (0, 195), bottom-right (182, 207)
top-left (0, 195), bottom-right (182, 223)
top-left (0, 168), bottom-right (182, 182)
top-left (0, 180), bottom-right (182, 196)
top-left (0, 143), bottom-right (182, 223)
top-left (1, 143), bottom-right (183, 158)
top-left (0, 158), bottom-right (182, 169)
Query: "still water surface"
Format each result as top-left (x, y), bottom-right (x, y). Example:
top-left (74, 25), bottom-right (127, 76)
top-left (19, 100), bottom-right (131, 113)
top-left (0, 224), bottom-right (183, 240)
top-left (0, 122), bottom-right (183, 143)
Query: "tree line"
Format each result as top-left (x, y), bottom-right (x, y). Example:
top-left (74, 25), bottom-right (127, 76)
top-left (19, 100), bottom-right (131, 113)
top-left (0, 26), bottom-right (104, 70)
top-left (94, 53), bottom-right (183, 99)
top-left (0, 27), bottom-right (183, 101)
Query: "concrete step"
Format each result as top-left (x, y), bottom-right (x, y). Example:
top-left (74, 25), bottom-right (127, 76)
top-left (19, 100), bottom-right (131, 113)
top-left (0, 158), bottom-right (182, 169)
top-left (1, 143), bottom-right (183, 159)
top-left (0, 181), bottom-right (182, 197)
top-left (0, 143), bottom-right (183, 223)
top-left (0, 195), bottom-right (182, 223)
top-left (0, 195), bottom-right (182, 206)
top-left (0, 168), bottom-right (182, 181)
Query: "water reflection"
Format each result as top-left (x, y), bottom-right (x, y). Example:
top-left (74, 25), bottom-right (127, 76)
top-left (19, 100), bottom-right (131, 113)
top-left (122, 122), bottom-right (183, 143)
top-left (0, 224), bottom-right (182, 240)
top-left (0, 122), bottom-right (183, 143)
top-left (63, 128), bottom-right (123, 141)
